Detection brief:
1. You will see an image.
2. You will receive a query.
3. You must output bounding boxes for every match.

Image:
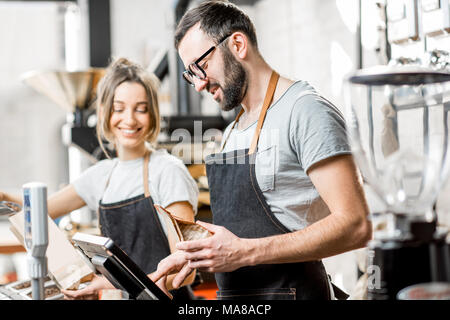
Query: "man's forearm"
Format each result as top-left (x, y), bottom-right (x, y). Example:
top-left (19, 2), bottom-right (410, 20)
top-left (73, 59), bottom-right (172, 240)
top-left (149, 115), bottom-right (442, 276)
top-left (243, 212), bottom-right (372, 266)
top-left (173, 215), bottom-right (371, 274)
top-left (1, 186), bottom-right (86, 220)
top-left (241, 154), bottom-right (373, 266)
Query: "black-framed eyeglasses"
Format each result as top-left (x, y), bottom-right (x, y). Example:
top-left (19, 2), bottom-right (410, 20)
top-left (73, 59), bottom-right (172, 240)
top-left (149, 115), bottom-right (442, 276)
top-left (182, 34), bottom-right (231, 86)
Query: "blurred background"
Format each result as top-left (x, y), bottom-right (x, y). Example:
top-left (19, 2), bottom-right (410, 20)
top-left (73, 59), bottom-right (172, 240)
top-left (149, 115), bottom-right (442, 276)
top-left (0, 0), bottom-right (449, 299)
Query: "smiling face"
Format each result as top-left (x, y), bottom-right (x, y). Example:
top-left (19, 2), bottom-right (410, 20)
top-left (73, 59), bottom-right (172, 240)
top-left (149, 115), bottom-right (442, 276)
top-left (178, 24), bottom-right (248, 111)
top-left (109, 81), bottom-right (150, 157)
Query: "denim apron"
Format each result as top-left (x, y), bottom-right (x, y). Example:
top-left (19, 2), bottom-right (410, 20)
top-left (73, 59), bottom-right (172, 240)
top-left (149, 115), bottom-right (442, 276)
top-left (98, 151), bottom-right (194, 300)
top-left (205, 72), bottom-right (332, 300)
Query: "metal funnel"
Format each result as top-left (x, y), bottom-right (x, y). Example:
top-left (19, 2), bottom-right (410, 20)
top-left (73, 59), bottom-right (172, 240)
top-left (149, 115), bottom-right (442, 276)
top-left (21, 68), bottom-right (105, 113)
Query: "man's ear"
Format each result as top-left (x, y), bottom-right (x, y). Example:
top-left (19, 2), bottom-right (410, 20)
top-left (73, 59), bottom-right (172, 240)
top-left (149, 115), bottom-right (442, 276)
top-left (229, 32), bottom-right (248, 59)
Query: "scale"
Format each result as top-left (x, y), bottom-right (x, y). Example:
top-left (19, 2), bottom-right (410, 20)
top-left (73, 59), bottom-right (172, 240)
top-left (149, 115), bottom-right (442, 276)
top-left (23, 182), bottom-right (49, 300)
top-left (0, 187), bottom-right (50, 300)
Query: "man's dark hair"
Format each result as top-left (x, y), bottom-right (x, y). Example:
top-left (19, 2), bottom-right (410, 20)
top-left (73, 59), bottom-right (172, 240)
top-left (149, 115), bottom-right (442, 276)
top-left (174, 0), bottom-right (258, 50)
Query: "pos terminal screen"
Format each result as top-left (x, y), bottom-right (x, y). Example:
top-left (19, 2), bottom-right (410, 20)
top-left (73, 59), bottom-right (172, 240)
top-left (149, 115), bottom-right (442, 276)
top-left (71, 232), bottom-right (171, 301)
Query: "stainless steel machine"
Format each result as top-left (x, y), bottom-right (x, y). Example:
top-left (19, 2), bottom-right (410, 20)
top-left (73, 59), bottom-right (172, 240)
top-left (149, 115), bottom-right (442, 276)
top-left (346, 65), bottom-right (450, 299)
top-left (21, 68), bottom-right (107, 161)
top-left (0, 185), bottom-right (53, 300)
top-left (23, 182), bottom-right (48, 300)
top-left (21, 68), bottom-right (107, 228)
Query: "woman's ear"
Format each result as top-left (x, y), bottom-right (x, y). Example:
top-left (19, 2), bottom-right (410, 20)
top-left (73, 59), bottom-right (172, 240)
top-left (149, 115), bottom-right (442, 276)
top-left (229, 32), bottom-right (248, 60)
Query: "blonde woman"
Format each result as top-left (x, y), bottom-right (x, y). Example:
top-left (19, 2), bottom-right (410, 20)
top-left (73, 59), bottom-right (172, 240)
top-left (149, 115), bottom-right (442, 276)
top-left (0, 58), bottom-right (198, 300)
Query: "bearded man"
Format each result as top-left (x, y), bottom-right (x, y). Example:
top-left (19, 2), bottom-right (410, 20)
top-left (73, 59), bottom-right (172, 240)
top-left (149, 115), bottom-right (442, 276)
top-left (152, 0), bottom-right (372, 300)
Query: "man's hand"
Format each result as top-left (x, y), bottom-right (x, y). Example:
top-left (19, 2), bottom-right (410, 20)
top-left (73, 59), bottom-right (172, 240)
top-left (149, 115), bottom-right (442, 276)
top-left (152, 222), bottom-right (250, 289)
top-left (176, 221), bottom-right (250, 273)
top-left (61, 274), bottom-right (113, 300)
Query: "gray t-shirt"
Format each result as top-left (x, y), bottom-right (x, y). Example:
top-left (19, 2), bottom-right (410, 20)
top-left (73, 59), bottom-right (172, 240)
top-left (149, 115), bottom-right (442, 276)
top-left (73, 148), bottom-right (199, 235)
top-left (221, 81), bottom-right (351, 231)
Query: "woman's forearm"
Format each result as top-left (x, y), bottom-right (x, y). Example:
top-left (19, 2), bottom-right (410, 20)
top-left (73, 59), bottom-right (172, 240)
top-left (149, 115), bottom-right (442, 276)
top-left (47, 184), bottom-right (86, 219)
top-left (0, 192), bottom-right (23, 206)
top-left (1, 185), bottom-right (86, 220)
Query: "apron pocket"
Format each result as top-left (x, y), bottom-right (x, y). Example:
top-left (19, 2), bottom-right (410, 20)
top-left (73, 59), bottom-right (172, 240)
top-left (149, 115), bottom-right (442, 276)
top-left (217, 288), bottom-right (296, 300)
top-left (255, 145), bottom-right (276, 192)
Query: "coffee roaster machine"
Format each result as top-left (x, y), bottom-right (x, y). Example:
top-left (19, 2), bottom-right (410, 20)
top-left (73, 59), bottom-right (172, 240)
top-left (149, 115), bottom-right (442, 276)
top-left (20, 68), bottom-right (108, 227)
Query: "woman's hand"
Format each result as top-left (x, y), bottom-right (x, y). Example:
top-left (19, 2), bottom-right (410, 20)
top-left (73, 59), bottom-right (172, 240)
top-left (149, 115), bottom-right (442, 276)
top-left (61, 274), bottom-right (114, 300)
top-left (148, 273), bottom-right (174, 300)
top-left (150, 250), bottom-right (193, 291)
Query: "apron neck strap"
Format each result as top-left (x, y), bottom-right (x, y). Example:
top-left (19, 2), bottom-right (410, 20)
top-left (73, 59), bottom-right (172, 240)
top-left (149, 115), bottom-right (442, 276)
top-left (249, 71), bottom-right (279, 154)
top-left (143, 149), bottom-right (151, 198)
top-left (221, 71), bottom-right (280, 155)
top-left (100, 149), bottom-right (152, 203)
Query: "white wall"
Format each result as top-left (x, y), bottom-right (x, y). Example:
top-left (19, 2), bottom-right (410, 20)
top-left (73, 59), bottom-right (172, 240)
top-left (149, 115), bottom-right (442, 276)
top-left (110, 0), bottom-right (174, 66)
top-left (0, 2), bottom-right (68, 195)
top-left (253, 0), bottom-right (358, 111)
top-left (109, 0), bottom-right (176, 116)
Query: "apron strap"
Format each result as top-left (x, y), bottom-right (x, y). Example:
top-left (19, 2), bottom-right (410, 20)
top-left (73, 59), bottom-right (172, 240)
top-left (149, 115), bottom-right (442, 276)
top-left (249, 71), bottom-right (279, 155)
top-left (143, 150), bottom-right (151, 198)
top-left (221, 71), bottom-right (280, 154)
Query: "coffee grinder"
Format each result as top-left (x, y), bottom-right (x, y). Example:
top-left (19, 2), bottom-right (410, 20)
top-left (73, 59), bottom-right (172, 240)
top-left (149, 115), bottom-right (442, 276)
top-left (345, 65), bottom-right (450, 299)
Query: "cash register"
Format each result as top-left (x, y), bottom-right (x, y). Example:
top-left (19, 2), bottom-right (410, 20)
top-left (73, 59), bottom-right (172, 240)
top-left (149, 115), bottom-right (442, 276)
top-left (71, 232), bottom-right (171, 301)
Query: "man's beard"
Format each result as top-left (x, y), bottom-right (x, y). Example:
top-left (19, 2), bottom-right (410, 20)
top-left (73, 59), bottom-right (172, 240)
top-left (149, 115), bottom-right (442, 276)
top-left (215, 47), bottom-right (248, 111)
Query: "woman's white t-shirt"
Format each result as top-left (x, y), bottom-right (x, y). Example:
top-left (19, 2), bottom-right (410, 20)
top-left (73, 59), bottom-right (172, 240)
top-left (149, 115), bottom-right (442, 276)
top-left (72, 148), bottom-right (199, 235)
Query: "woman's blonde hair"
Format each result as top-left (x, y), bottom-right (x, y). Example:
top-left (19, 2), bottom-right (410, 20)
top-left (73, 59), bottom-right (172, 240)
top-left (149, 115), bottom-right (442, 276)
top-left (95, 57), bottom-right (160, 158)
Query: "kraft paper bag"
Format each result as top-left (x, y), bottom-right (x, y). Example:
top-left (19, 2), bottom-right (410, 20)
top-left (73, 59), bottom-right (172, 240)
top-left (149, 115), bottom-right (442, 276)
top-left (154, 204), bottom-right (213, 289)
top-left (9, 211), bottom-right (94, 290)
top-left (154, 204), bottom-right (212, 243)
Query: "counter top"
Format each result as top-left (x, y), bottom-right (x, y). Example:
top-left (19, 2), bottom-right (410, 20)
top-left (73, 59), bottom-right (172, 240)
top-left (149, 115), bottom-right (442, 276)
top-left (0, 221), bottom-right (25, 254)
